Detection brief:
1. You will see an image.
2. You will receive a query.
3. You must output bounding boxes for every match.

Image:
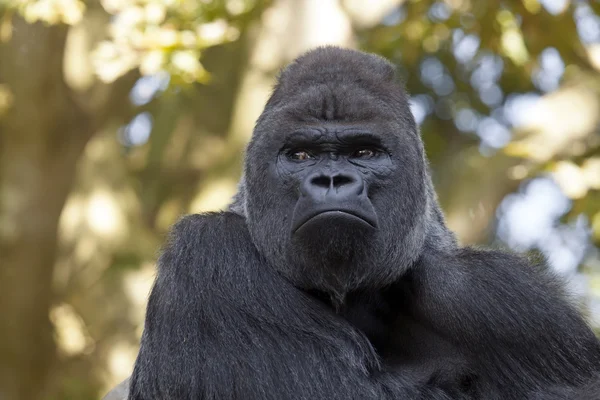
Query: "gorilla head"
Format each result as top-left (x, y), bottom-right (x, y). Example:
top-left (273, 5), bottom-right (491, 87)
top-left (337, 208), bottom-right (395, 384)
top-left (231, 47), bottom-right (453, 300)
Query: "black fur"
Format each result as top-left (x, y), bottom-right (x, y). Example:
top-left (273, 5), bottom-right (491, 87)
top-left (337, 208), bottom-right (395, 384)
top-left (129, 47), bottom-right (600, 400)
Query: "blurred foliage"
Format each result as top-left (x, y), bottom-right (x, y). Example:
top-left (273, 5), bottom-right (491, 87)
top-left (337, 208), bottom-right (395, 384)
top-left (2, 0), bottom-right (264, 83)
top-left (359, 0), bottom-right (600, 244)
top-left (0, 0), bottom-right (599, 399)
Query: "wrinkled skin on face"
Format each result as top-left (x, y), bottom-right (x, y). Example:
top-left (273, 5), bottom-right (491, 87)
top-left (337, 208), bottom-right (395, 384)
top-left (232, 48), bottom-right (442, 301)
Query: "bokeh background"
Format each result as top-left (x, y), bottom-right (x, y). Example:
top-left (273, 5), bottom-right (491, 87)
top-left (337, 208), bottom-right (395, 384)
top-left (1, 0), bottom-right (599, 399)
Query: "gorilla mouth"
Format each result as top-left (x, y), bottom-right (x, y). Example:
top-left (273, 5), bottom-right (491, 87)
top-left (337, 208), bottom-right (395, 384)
top-left (292, 209), bottom-right (378, 234)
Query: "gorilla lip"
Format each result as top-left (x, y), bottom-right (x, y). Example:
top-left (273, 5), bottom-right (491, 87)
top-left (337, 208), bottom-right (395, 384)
top-left (292, 209), bottom-right (378, 233)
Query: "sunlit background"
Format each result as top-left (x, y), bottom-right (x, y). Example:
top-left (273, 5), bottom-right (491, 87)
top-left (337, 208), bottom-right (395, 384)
top-left (0, 0), bottom-right (599, 399)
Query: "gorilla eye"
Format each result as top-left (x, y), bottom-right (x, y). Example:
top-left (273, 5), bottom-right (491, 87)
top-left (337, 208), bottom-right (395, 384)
top-left (288, 150), bottom-right (314, 161)
top-left (352, 149), bottom-right (376, 159)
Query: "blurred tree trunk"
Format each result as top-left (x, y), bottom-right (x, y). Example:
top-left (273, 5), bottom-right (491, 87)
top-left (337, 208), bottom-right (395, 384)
top-left (0, 16), bottom-right (134, 400)
top-left (0, 19), bottom-right (81, 400)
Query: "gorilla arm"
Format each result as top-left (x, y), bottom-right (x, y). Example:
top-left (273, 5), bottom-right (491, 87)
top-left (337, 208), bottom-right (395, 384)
top-left (128, 212), bottom-right (457, 400)
top-left (401, 247), bottom-right (600, 398)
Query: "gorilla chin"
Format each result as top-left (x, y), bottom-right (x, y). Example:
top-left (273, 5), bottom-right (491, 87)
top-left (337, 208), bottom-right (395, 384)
top-left (291, 208), bottom-right (378, 272)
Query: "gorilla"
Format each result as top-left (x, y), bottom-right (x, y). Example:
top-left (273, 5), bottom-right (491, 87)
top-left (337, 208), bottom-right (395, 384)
top-left (126, 47), bottom-right (600, 400)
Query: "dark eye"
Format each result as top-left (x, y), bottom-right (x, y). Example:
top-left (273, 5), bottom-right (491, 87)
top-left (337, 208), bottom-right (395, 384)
top-left (352, 148), bottom-right (376, 159)
top-left (288, 150), bottom-right (313, 161)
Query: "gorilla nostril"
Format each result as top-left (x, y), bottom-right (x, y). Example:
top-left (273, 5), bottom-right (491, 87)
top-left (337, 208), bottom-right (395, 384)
top-left (306, 173), bottom-right (363, 195)
top-left (311, 175), bottom-right (332, 189)
top-left (332, 175), bottom-right (354, 188)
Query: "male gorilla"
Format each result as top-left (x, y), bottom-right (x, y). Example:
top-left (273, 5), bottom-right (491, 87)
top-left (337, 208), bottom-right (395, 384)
top-left (127, 47), bottom-right (600, 400)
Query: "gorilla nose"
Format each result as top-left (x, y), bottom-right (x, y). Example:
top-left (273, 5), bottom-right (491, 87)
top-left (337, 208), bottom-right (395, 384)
top-left (303, 172), bottom-right (364, 198)
top-left (292, 171), bottom-right (377, 234)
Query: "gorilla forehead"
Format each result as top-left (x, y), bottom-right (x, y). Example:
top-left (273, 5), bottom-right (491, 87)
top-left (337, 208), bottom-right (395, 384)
top-left (254, 46), bottom-right (417, 138)
top-left (280, 86), bottom-right (390, 123)
top-left (273, 46), bottom-right (398, 97)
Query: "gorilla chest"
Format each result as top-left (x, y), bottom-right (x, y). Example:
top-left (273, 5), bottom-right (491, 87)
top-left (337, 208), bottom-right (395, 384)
top-left (340, 291), bottom-right (479, 397)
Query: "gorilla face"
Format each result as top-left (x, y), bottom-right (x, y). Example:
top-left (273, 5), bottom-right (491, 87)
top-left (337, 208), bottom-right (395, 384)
top-left (286, 128), bottom-right (383, 236)
top-left (243, 48), bottom-right (430, 298)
